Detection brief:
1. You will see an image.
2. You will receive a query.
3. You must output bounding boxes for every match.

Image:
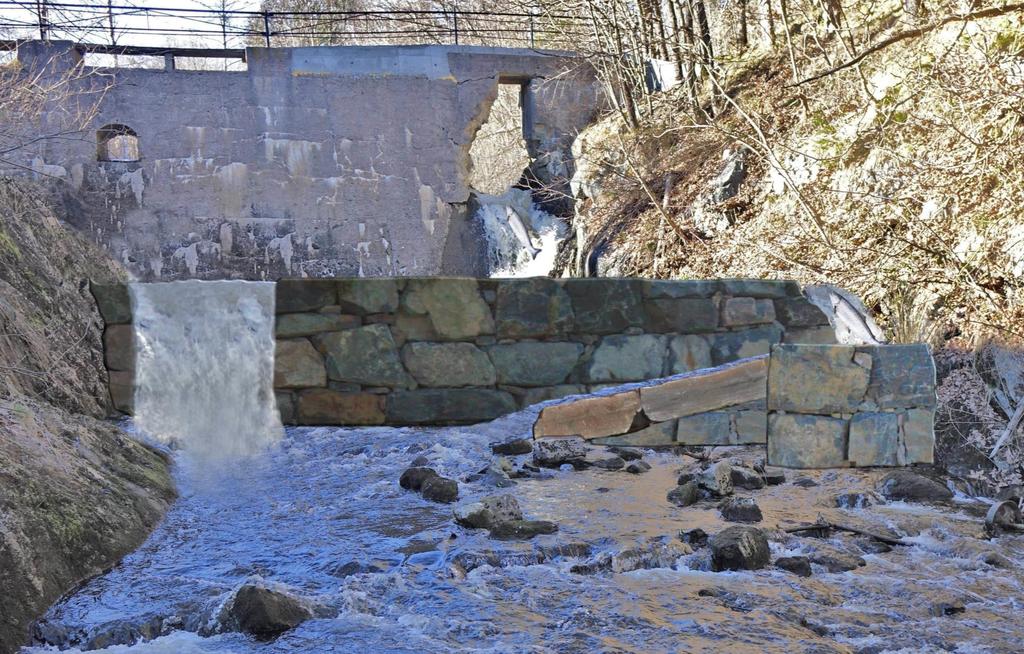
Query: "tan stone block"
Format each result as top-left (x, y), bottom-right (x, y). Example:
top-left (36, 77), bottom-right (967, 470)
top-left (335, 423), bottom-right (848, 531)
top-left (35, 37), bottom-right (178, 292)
top-left (734, 410), bottom-right (767, 444)
top-left (297, 389), bottom-right (385, 425)
top-left (274, 338), bottom-right (327, 389)
top-left (767, 345), bottom-right (869, 413)
top-left (767, 413), bottom-right (848, 468)
top-left (107, 369), bottom-right (134, 414)
top-left (900, 408), bottom-right (935, 464)
top-left (533, 390), bottom-right (640, 439)
top-left (639, 355), bottom-right (767, 422)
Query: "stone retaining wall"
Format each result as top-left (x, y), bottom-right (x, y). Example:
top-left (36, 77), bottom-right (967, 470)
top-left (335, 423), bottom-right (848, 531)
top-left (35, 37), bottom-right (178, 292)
top-left (766, 344), bottom-right (936, 468)
top-left (93, 277), bottom-right (836, 425)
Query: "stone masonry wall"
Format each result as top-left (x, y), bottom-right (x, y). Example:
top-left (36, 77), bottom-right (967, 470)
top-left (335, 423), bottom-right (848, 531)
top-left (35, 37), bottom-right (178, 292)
top-left (93, 277), bottom-right (836, 426)
top-left (766, 344), bottom-right (936, 468)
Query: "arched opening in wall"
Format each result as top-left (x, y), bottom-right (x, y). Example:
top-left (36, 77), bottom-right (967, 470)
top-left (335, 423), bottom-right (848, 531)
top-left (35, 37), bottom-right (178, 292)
top-left (97, 124), bottom-right (140, 162)
top-left (468, 82), bottom-right (529, 194)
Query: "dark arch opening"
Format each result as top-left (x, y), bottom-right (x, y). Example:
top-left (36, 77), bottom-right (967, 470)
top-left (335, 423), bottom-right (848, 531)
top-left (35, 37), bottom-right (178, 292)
top-left (97, 124), bottom-right (140, 162)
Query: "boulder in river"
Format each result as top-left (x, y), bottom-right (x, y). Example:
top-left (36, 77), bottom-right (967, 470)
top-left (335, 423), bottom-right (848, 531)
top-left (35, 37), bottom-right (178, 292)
top-left (399, 466), bottom-right (439, 491)
top-left (491, 438), bottom-right (534, 456)
top-left (626, 460), bottom-right (652, 474)
top-left (591, 456), bottom-right (626, 470)
top-left (835, 491), bottom-right (884, 509)
top-left (877, 470), bottom-right (953, 502)
top-left (709, 526), bottom-right (770, 571)
top-left (611, 537), bottom-right (691, 573)
top-left (533, 437), bottom-right (588, 468)
top-left (606, 446), bottom-right (644, 461)
top-left (679, 528), bottom-right (709, 548)
top-left (453, 495), bottom-right (523, 530)
top-left (774, 556), bottom-right (812, 577)
top-left (699, 461), bottom-right (734, 496)
top-left (421, 476), bottom-right (459, 504)
top-left (222, 585), bottom-right (312, 636)
top-left (667, 482), bottom-right (699, 508)
top-left (804, 541), bottom-right (866, 572)
top-left (730, 466), bottom-right (766, 490)
top-left (718, 497), bottom-right (763, 523)
top-left (489, 520), bottom-right (558, 540)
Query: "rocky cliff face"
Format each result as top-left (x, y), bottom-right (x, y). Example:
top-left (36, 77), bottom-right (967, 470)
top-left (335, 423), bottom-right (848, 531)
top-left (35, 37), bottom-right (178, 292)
top-left (0, 178), bottom-right (175, 654)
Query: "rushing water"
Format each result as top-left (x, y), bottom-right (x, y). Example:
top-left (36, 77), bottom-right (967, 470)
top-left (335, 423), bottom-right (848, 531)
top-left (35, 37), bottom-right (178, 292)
top-left (475, 189), bottom-right (567, 277)
top-left (23, 402), bottom-right (1024, 653)
top-left (131, 281), bottom-right (282, 461)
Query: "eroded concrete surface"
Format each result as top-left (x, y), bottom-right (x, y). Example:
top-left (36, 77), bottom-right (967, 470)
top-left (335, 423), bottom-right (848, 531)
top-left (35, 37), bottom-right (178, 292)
top-left (16, 41), bottom-right (600, 280)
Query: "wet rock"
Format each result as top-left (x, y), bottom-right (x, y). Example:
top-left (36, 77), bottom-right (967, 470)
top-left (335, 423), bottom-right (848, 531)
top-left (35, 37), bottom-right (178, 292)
top-left (449, 549), bottom-right (545, 575)
top-left (533, 437), bottom-right (588, 468)
top-left (805, 543), bottom-right (866, 572)
top-left (489, 520), bottom-right (558, 540)
top-left (718, 497), bottom-right (763, 523)
top-left (421, 476), bottom-right (459, 504)
top-left (626, 460), bottom-right (652, 474)
top-left (331, 561), bottom-right (387, 578)
top-left (490, 438), bottom-right (533, 456)
top-left (763, 469), bottom-right (786, 485)
top-left (453, 495), bottom-right (523, 530)
top-left (983, 552), bottom-right (1014, 569)
top-left (667, 481), bottom-right (699, 507)
top-left (570, 551), bottom-right (613, 575)
top-left (774, 556), bottom-right (812, 577)
top-left (479, 466), bottom-right (516, 488)
top-left (222, 585), bottom-right (312, 636)
top-left (793, 477), bottom-right (819, 488)
top-left (399, 466), bottom-right (439, 491)
top-left (699, 461), bottom-right (734, 496)
top-left (930, 600), bottom-right (966, 617)
top-left (410, 455), bottom-right (430, 467)
top-left (835, 491), bottom-right (884, 509)
top-left (679, 528), bottom-right (709, 548)
top-left (538, 542), bottom-right (592, 559)
top-left (877, 470), bottom-right (953, 502)
top-left (730, 466), bottom-right (766, 490)
top-left (591, 456), bottom-right (626, 470)
top-left (606, 446), bottom-right (644, 461)
top-left (611, 537), bottom-right (691, 573)
top-left (709, 526), bottom-right (770, 571)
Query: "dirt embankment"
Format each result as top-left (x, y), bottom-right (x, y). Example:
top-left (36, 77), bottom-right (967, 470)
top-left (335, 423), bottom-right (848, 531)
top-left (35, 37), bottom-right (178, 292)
top-left (0, 178), bottom-right (175, 654)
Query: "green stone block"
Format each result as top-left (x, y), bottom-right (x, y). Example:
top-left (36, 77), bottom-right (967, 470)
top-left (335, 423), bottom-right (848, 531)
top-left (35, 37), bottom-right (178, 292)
top-left (562, 278), bottom-right (644, 334)
top-left (317, 324), bottom-right (411, 388)
top-left (767, 413), bottom-right (848, 468)
top-left (848, 412), bottom-right (900, 467)
top-left (488, 341), bottom-right (583, 386)
top-left (585, 334), bottom-right (667, 383)
top-left (386, 389), bottom-right (517, 425)
top-left (493, 277), bottom-right (574, 338)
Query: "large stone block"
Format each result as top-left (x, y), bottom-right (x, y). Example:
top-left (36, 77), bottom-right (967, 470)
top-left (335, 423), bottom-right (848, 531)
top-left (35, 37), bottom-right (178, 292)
top-left (276, 280), bottom-right (337, 313)
top-left (488, 342), bottom-right (583, 386)
top-left (767, 345), bottom-right (870, 414)
top-left (275, 391), bottom-right (295, 424)
top-left (533, 390), bottom-right (641, 439)
top-left (520, 384), bottom-right (586, 407)
top-left (493, 277), bottom-right (574, 338)
top-left (336, 278), bottom-right (400, 315)
top-left (402, 342), bottom-right (496, 387)
top-left (640, 355), bottom-right (767, 422)
top-left (274, 338), bottom-right (327, 389)
top-left (901, 408), bottom-right (935, 464)
top-left (297, 389), bottom-right (385, 425)
top-left (734, 410), bottom-right (767, 444)
top-left (585, 334), bottom-right (666, 383)
top-left (317, 324), bottom-right (411, 388)
top-left (401, 278), bottom-right (494, 340)
top-left (668, 334), bottom-right (712, 374)
top-left (644, 298), bottom-right (718, 333)
top-left (103, 324), bottom-right (134, 372)
top-left (720, 279), bottom-right (801, 298)
top-left (562, 278), bottom-right (644, 334)
top-left (767, 413), bottom-right (848, 468)
top-left (592, 419), bottom-right (677, 446)
top-left (91, 283), bottom-right (131, 324)
top-left (676, 412), bottom-right (733, 445)
top-left (709, 324), bottom-right (783, 365)
top-left (721, 297), bottom-right (775, 327)
top-left (641, 279), bottom-right (718, 299)
top-left (386, 389), bottom-right (517, 425)
top-left (274, 312), bottom-right (360, 338)
top-left (774, 297), bottom-right (830, 327)
top-left (859, 344), bottom-right (936, 409)
top-left (108, 369), bottom-right (134, 414)
top-left (784, 326), bottom-right (838, 345)
top-left (847, 412), bottom-right (900, 467)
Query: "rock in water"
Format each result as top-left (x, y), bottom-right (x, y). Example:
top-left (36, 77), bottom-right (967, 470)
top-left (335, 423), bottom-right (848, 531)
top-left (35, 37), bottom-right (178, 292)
top-left (877, 470), bottom-right (953, 502)
top-left (421, 476), bottom-right (459, 504)
top-left (718, 497), bottom-right (763, 523)
top-left (835, 491), bottom-right (883, 509)
top-left (774, 556), bottom-right (812, 577)
top-left (489, 520), bottom-right (558, 540)
top-left (699, 461), bottom-right (734, 496)
top-left (223, 585), bottom-right (312, 636)
top-left (533, 437), bottom-right (588, 468)
top-left (626, 460), bottom-right (652, 474)
top-left (805, 542), bottom-right (866, 572)
top-left (667, 482), bottom-right (699, 507)
top-left (730, 466), bottom-right (766, 490)
top-left (453, 495), bottom-right (524, 530)
top-left (591, 456), bottom-right (626, 470)
top-left (679, 528), bottom-right (709, 548)
top-left (491, 438), bottom-right (534, 456)
top-left (607, 446), bottom-right (644, 461)
top-left (400, 467), bottom-right (439, 491)
top-left (709, 526), bottom-right (770, 571)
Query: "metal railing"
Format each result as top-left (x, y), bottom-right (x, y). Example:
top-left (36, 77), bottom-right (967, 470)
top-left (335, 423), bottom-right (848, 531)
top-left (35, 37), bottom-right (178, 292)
top-left (0, 1), bottom-right (585, 53)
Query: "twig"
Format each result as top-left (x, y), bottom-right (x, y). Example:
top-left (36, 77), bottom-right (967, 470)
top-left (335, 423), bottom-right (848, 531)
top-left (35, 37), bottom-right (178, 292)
top-left (990, 401), bottom-right (1024, 459)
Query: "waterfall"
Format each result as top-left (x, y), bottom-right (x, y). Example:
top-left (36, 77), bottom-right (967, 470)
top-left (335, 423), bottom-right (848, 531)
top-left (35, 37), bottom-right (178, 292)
top-left (476, 188), bottom-right (568, 277)
top-left (130, 280), bottom-right (282, 460)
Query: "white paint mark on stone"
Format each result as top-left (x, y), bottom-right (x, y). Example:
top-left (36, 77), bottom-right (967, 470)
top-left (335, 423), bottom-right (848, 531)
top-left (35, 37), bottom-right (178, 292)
top-left (219, 223), bottom-right (234, 257)
top-left (266, 233), bottom-right (294, 273)
top-left (173, 242), bottom-right (200, 277)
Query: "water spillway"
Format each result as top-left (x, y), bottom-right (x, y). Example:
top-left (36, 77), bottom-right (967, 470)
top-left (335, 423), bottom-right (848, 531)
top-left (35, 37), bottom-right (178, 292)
top-left (131, 280), bottom-right (282, 460)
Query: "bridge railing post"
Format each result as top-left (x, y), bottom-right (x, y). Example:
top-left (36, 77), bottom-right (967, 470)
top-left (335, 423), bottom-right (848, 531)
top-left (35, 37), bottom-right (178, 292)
top-left (453, 10), bottom-right (459, 45)
top-left (263, 12), bottom-right (272, 48)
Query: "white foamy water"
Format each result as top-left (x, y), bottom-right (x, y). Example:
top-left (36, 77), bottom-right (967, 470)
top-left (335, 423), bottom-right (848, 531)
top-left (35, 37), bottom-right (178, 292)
top-left (476, 188), bottom-right (567, 277)
top-left (130, 280), bottom-right (282, 460)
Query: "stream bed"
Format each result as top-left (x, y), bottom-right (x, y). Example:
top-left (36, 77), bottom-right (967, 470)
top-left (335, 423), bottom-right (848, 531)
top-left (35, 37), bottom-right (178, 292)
top-left (23, 407), bottom-right (1024, 654)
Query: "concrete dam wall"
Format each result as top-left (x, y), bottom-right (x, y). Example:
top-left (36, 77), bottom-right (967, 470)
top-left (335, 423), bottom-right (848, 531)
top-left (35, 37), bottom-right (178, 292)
top-left (17, 41), bottom-right (600, 280)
